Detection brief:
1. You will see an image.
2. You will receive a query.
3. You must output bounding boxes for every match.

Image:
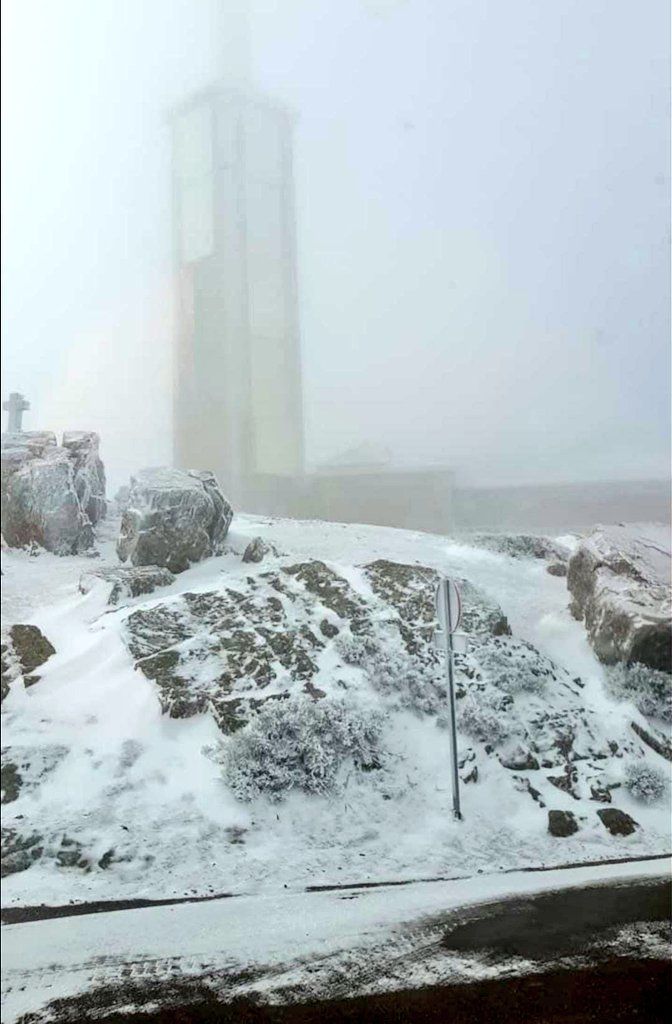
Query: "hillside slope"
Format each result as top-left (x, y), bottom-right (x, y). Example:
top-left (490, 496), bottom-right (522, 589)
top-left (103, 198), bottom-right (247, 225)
top-left (1, 515), bottom-right (670, 909)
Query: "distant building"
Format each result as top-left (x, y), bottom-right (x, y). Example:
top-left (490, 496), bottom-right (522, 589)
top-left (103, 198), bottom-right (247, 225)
top-left (305, 463), bottom-right (455, 534)
top-left (170, 8), bottom-right (455, 534)
top-left (171, 82), bottom-right (304, 511)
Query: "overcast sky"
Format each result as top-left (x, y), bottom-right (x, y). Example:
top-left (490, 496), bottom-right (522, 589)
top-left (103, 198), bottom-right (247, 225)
top-left (1, 0), bottom-right (669, 492)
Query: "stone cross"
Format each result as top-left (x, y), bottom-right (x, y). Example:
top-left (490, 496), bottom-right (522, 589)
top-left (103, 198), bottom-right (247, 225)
top-left (3, 392), bottom-right (30, 433)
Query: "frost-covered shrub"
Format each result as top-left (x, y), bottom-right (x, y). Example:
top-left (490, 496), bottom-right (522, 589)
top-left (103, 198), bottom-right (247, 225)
top-left (457, 688), bottom-right (513, 746)
top-left (222, 695), bottom-right (385, 802)
top-left (335, 632), bottom-right (377, 669)
top-left (623, 760), bottom-right (668, 804)
top-left (336, 632), bottom-right (445, 714)
top-left (605, 664), bottom-right (672, 723)
top-left (368, 648), bottom-right (445, 714)
top-left (476, 637), bottom-right (552, 696)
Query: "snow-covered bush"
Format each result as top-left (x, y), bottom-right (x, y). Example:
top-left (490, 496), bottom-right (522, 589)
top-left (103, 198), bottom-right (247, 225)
top-left (457, 688), bottom-right (513, 746)
top-left (368, 648), bottom-right (445, 714)
top-left (336, 632), bottom-right (444, 714)
top-left (623, 760), bottom-right (668, 803)
top-left (476, 637), bottom-right (552, 696)
top-left (335, 632), bottom-right (377, 669)
top-left (221, 695), bottom-right (386, 802)
top-left (605, 664), bottom-right (672, 723)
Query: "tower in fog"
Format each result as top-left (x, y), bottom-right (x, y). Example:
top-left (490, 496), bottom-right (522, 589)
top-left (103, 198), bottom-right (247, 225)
top-left (171, 3), bottom-right (304, 508)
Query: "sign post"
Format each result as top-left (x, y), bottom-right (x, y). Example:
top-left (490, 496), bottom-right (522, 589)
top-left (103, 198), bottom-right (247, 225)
top-left (435, 577), bottom-right (463, 821)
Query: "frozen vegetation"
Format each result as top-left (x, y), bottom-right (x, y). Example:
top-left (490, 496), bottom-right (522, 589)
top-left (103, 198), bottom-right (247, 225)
top-left (604, 662), bottom-right (672, 724)
top-left (219, 695), bottom-right (385, 801)
top-left (623, 760), bottom-right (668, 804)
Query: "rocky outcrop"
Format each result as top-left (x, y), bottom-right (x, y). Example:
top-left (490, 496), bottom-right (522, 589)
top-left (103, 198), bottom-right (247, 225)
top-left (123, 561), bottom-right (360, 732)
top-left (499, 744), bottom-right (540, 771)
top-left (1, 827), bottom-right (44, 877)
top-left (567, 525), bottom-right (671, 672)
top-left (630, 720), bottom-right (672, 762)
top-left (62, 432), bottom-right (107, 525)
top-left (1, 625), bottom-right (56, 692)
top-left (1, 745), bottom-right (67, 804)
top-left (79, 565), bottom-right (176, 605)
top-left (472, 534), bottom-right (571, 562)
top-left (242, 537), bottom-right (272, 564)
top-left (116, 467), bottom-right (233, 574)
top-left (9, 625), bottom-right (55, 679)
top-left (1, 430), bottom-right (106, 554)
top-left (362, 559), bottom-right (510, 656)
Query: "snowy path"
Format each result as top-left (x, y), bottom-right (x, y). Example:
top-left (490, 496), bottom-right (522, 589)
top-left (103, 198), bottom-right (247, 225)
top-left (1, 857), bottom-right (669, 1023)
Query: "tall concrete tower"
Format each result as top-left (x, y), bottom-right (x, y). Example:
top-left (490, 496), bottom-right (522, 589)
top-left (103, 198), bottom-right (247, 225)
top-left (171, 2), bottom-right (304, 510)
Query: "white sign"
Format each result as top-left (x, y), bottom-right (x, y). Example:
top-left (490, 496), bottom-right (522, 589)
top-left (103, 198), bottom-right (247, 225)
top-left (434, 631), bottom-right (468, 656)
top-left (435, 578), bottom-right (462, 634)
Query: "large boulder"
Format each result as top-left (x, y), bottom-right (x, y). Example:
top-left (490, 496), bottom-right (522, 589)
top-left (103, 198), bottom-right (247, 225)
top-left (116, 467), bottom-right (233, 574)
top-left (62, 432), bottom-right (107, 525)
top-left (567, 525), bottom-right (671, 672)
top-left (1, 433), bottom-right (95, 554)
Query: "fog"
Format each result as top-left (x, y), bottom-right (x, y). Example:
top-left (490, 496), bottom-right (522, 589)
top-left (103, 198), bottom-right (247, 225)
top-left (2, 0), bottom-right (670, 500)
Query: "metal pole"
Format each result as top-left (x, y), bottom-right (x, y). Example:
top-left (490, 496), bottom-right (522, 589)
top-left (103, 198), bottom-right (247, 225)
top-left (440, 579), bottom-right (462, 821)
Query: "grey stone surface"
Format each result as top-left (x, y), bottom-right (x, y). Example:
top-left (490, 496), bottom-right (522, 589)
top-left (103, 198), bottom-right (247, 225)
top-left (79, 565), bottom-right (176, 605)
top-left (567, 525), bottom-right (671, 672)
top-left (62, 432), bottom-right (107, 525)
top-left (9, 624), bottom-right (55, 677)
top-left (547, 809), bottom-right (579, 837)
top-left (116, 467), bottom-right (233, 574)
top-left (472, 534), bottom-right (571, 562)
top-left (1, 827), bottom-right (44, 877)
top-left (597, 807), bottom-right (639, 836)
top-left (242, 537), bottom-right (272, 564)
top-left (1, 431), bottom-right (106, 554)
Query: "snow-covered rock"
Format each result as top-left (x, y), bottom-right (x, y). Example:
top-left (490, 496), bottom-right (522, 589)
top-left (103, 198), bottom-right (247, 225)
top-left (113, 485), bottom-right (130, 513)
top-left (547, 809), bottom-right (578, 837)
top-left (567, 524), bottom-right (671, 672)
top-left (0, 623), bottom-right (55, 702)
top-left (79, 565), bottom-right (176, 605)
top-left (116, 467), bottom-right (233, 574)
top-left (120, 557), bottom-right (515, 736)
top-left (62, 432), bottom-right (107, 525)
top-left (1, 434), bottom-right (95, 555)
top-left (472, 533), bottom-right (571, 562)
top-left (242, 537), bottom-right (272, 563)
top-left (597, 807), bottom-right (639, 836)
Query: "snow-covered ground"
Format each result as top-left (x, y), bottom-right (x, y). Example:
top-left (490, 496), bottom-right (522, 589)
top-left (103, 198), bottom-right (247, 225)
top-left (1, 514), bottom-right (670, 913)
